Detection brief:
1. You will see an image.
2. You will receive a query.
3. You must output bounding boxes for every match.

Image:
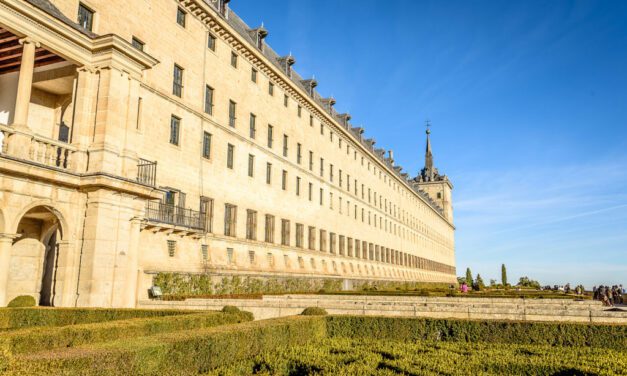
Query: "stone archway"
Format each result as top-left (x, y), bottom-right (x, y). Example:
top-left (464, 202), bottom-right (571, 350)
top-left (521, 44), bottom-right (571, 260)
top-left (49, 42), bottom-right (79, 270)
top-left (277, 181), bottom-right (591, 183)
top-left (8, 205), bottom-right (64, 306)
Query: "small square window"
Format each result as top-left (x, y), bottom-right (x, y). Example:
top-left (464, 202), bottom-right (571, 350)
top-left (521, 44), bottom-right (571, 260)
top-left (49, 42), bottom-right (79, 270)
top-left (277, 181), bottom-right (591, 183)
top-left (176, 7), bottom-right (186, 27)
top-left (131, 37), bottom-right (144, 51)
top-left (78, 3), bottom-right (94, 31)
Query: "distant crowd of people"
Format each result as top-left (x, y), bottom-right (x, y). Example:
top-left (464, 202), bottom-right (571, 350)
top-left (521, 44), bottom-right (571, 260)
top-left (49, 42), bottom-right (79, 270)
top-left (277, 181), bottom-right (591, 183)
top-left (593, 285), bottom-right (624, 306)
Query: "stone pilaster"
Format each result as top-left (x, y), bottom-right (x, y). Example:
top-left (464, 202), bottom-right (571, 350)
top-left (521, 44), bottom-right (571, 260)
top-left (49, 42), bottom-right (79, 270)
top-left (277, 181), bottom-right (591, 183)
top-left (0, 234), bottom-right (20, 307)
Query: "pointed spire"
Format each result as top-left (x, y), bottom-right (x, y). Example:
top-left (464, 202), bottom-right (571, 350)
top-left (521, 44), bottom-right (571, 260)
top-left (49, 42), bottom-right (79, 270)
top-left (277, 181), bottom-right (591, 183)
top-left (425, 120), bottom-right (433, 174)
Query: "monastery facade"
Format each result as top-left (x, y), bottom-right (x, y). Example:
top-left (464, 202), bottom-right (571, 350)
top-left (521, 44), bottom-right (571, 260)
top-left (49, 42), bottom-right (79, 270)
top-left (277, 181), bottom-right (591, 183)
top-left (0, 0), bottom-right (456, 307)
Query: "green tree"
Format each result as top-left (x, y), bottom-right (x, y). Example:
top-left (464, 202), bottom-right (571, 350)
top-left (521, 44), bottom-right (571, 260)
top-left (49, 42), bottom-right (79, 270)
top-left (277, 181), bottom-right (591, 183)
top-left (475, 274), bottom-right (485, 291)
top-left (465, 268), bottom-right (473, 286)
top-left (501, 264), bottom-right (508, 286)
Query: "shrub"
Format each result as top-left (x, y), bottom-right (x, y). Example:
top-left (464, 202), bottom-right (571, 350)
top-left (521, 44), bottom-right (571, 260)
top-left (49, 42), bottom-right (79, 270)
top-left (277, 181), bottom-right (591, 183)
top-left (8, 317), bottom-right (327, 375)
top-left (6, 296), bottom-right (36, 308)
top-left (222, 305), bottom-right (240, 314)
top-left (0, 308), bottom-right (190, 330)
top-left (325, 316), bottom-right (627, 350)
top-left (301, 307), bottom-right (327, 316)
top-left (0, 311), bottom-right (252, 356)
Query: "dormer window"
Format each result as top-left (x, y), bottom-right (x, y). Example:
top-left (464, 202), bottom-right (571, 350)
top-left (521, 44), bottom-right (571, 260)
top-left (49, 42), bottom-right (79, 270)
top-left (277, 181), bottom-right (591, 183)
top-left (218, 0), bottom-right (230, 17)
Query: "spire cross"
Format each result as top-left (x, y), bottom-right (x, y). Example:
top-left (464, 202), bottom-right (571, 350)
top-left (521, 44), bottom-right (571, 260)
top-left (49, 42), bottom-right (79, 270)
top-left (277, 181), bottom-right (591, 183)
top-left (425, 119), bottom-right (431, 134)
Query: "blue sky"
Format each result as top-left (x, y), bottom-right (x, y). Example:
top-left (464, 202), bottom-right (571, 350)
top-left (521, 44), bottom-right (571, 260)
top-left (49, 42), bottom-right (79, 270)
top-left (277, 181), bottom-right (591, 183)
top-left (232, 0), bottom-right (627, 287)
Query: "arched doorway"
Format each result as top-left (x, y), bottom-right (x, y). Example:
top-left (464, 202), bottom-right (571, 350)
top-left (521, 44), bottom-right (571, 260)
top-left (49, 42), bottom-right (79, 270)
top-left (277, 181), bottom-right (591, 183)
top-left (9, 206), bottom-right (64, 306)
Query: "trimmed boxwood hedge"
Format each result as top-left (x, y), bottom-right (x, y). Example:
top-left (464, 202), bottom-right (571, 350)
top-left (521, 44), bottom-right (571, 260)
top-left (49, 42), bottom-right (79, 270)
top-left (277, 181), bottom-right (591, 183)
top-left (7, 316), bottom-right (327, 375)
top-left (0, 311), bottom-right (253, 356)
top-left (0, 308), bottom-right (191, 331)
top-left (301, 307), bottom-right (328, 316)
top-left (6, 296), bottom-right (36, 308)
top-left (325, 316), bottom-right (627, 350)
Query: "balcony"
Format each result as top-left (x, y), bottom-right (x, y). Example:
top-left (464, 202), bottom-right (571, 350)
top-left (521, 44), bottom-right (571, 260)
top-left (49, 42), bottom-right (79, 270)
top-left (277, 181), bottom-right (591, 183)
top-left (0, 124), bottom-right (77, 171)
top-left (145, 201), bottom-right (206, 232)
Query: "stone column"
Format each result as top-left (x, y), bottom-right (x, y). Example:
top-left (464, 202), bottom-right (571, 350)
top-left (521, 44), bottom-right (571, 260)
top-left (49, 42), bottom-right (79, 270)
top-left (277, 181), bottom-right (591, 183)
top-left (12, 38), bottom-right (40, 128)
top-left (124, 217), bottom-right (142, 307)
top-left (0, 234), bottom-right (19, 307)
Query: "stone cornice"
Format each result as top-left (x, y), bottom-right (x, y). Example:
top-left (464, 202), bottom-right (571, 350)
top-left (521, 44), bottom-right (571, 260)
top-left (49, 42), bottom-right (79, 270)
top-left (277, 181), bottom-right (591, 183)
top-left (0, 0), bottom-right (159, 78)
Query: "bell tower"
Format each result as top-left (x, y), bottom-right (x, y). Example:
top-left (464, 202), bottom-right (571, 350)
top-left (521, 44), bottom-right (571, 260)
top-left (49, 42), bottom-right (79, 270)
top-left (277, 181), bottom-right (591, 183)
top-left (415, 122), bottom-right (453, 223)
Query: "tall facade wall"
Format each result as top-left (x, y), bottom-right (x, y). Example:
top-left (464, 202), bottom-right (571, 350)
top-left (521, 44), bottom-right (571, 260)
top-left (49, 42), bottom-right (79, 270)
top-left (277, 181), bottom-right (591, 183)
top-left (0, 0), bottom-right (456, 308)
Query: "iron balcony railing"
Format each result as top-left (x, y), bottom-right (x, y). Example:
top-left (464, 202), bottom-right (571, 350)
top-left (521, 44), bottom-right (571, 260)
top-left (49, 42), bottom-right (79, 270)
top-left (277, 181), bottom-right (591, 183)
top-left (137, 159), bottom-right (157, 186)
top-left (145, 201), bottom-right (206, 231)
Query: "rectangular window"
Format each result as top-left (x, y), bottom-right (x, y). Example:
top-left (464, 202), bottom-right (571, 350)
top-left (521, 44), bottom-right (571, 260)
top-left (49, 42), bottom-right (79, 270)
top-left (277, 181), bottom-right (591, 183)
top-left (227, 143), bottom-right (234, 169)
top-left (249, 113), bottom-right (256, 139)
top-left (207, 33), bottom-right (216, 51)
top-left (281, 219), bottom-right (290, 246)
top-left (308, 183), bottom-right (313, 201)
top-left (297, 105), bottom-right (302, 117)
top-left (266, 162), bottom-right (272, 184)
top-left (248, 154), bottom-right (255, 177)
top-left (309, 115), bottom-right (313, 127)
top-left (78, 3), bottom-right (94, 31)
top-left (320, 229), bottom-right (327, 252)
top-left (320, 158), bottom-right (324, 177)
top-left (297, 143), bottom-right (302, 164)
top-left (330, 164), bottom-right (334, 182)
top-left (281, 170), bottom-right (287, 190)
top-left (169, 115), bottom-right (180, 145)
top-left (295, 223), bottom-right (304, 248)
top-left (308, 226), bottom-right (316, 250)
top-left (267, 125), bottom-right (273, 148)
top-left (329, 232), bottom-right (336, 254)
top-left (131, 37), bottom-right (144, 51)
top-left (319, 188), bottom-right (324, 205)
top-left (308, 151), bottom-right (313, 170)
top-left (251, 68), bottom-right (257, 83)
top-left (200, 196), bottom-right (214, 233)
top-left (204, 85), bottom-right (214, 115)
top-left (339, 235), bottom-right (345, 255)
top-left (224, 204), bottom-right (237, 237)
top-left (248, 250), bottom-right (256, 265)
top-left (173, 64), bottom-right (183, 97)
top-left (202, 132), bottom-right (212, 159)
top-left (264, 214), bottom-right (275, 243)
top-left (283, 94), bottom-right (288, 107)
top-left (167, 240), bottom-right (176, 257)
top-left (228, 100), bottom-right (236, 127)
top-left (230, 51), bottom-right (238, 68)
top-left (227, 248), bottom-right (234, 264)
top-left (282, 134), bottom-right (288, 157)
top-left (296, 177), bottom-right (301, 196)
top-left (176, 7), bottom-right (186, 27)
top-left (246, 209), bottom-right (257, 240)
top-left (268, 82), bottom-right (274, 96)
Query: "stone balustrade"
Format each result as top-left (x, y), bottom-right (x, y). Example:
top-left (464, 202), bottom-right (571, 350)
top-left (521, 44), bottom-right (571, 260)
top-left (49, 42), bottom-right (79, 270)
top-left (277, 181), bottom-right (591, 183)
top-left (0, 124), bottom-right (77, 171)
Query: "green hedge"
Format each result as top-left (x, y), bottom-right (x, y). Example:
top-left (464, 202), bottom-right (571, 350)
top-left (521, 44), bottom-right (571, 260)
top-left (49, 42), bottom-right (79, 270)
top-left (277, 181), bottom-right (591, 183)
top-left (0, 308), bottom-right (190, 330)
top-left (7, 316), bottom-right (327, 375)
top-left (6, 296), bottom-right (36, 308)
top-left (301, 307), bottom-right (328, 316)
top-left (0, 311), bottom-right (253, 356)
top-left (325, 316), bottom-right (627, 350)
top-left (154, 273), bottom-right (342, 295)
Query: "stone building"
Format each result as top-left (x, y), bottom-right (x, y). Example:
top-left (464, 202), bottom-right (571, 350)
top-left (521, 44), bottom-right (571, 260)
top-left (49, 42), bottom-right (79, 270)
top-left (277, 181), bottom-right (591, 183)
top-left (0, 0), bottom-right (456, 308)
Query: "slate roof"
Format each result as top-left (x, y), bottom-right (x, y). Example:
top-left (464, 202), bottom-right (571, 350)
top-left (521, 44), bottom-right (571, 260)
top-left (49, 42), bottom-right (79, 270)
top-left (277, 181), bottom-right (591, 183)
top-left (25, 0), bottom-right (98, 38)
